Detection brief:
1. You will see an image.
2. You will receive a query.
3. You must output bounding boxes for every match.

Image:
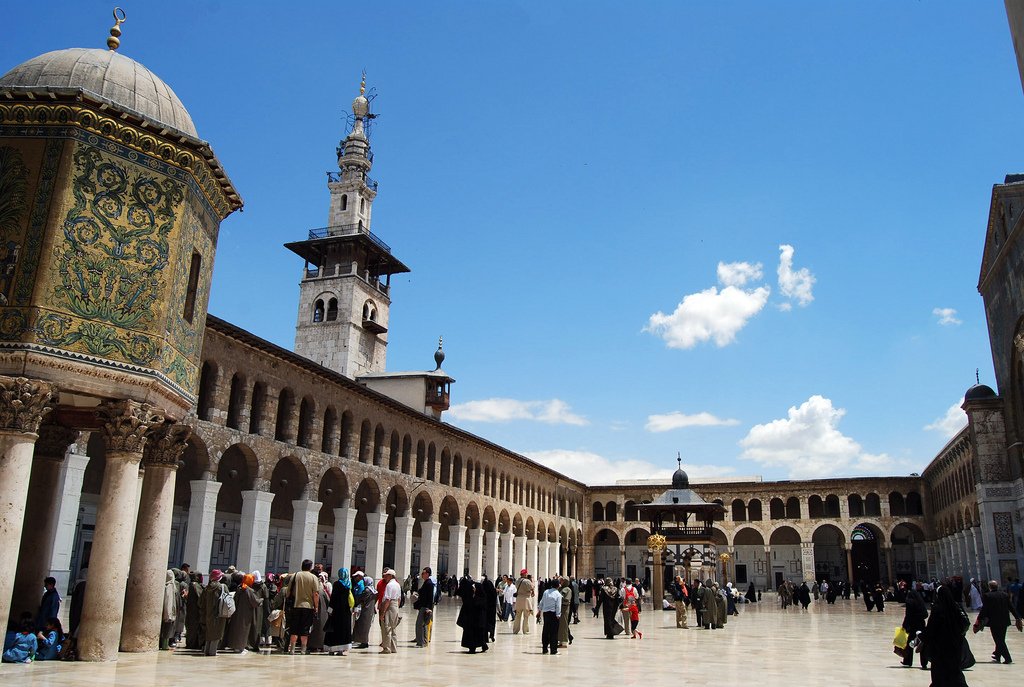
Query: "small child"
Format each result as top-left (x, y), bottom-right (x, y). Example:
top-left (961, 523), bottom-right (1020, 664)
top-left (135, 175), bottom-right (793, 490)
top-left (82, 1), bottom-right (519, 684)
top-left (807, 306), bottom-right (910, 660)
top-left (2, 621), bottom-right (37, 663)
top-left (35, 617), bottom-right (63, 661)
top-left (628, 597), bottom-right (642, 639)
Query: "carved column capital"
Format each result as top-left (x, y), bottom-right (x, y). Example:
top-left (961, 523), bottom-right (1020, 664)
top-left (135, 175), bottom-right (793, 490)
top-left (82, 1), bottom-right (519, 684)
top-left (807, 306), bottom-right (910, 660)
top-left (1014, 332), bottom-right (1024, 355)
top-left (0, 375), bottom-right (57, 435)
top-left (97, 399), bottom-right (164, 455)
top-left (35, 423), bottom-right (80, 460)
top-left (144, 423), bottom-right (192, 468)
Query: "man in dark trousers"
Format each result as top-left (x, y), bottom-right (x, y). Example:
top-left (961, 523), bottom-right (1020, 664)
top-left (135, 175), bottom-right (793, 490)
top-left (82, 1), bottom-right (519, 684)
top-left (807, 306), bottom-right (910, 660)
top-left (975, 579), bottom-right (1023, 664)
top-left (413, 567), bottom-right (435, 647)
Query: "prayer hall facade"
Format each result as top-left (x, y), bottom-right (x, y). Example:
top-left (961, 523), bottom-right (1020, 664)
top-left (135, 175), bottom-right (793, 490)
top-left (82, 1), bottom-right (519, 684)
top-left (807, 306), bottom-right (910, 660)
top-left (0, 12), bottom-right (1023, 662)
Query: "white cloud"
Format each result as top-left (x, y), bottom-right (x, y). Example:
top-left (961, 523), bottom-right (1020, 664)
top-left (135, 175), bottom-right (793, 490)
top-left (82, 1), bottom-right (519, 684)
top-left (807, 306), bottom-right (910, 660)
top-left (717, 261), bottom-right (763, 288)
top-left (739, 395), bottom-right (903, 479)
top-left (933, 307), bottom-right (962, 326)
top-left (523, 449), bottom-right (735, 485)
top-left (777, 244), bottom-right (815, 307)
top-left (924, 399), bottom-right (967, 439)
top-left (645, 411), bottom-right (740, 433)
top-left (448, 398), bottom-right (588, 426)
top-left (645, 284), bottom-right (770, 349)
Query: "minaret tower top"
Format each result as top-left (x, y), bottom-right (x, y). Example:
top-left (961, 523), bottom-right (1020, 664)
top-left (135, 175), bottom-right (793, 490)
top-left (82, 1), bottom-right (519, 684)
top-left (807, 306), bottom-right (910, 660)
top-left (286, 76), bottom-right (409, 378)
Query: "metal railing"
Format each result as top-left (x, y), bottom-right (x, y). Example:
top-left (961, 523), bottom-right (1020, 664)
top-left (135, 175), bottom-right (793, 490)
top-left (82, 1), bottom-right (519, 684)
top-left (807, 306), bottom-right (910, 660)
top-left (325, 171), bottom-right (379, 192)
top-left (306, 223), bottom-right (391, 253)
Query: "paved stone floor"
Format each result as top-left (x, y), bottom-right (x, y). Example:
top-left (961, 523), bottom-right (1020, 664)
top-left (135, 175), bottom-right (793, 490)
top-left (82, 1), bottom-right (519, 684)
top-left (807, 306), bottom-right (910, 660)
top-left (5, 597), bottom-right (1022, 686)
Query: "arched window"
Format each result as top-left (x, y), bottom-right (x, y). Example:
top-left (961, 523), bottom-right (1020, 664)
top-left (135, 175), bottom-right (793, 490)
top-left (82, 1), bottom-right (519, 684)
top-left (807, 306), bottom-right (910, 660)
top-left (848, 494), bottom-right (864, 517)
top-left (605, 502), bottom-right (617, 521)
top-left (340, 194), bottom-right (348, 211)
top-left (249, 381), bottom-right (265, 434)
top-left (785, 497), bottom-right (801, 519)
top-left (808, 495), bottom-right (824, 518)
top-left (769, 498), bottom-right (785, 520)
top-left (312, 299), bottom-right (324, 322)
top-left (748, 499), bottom-right (763, 521)
top-left (197, 361), bottom-right (216, 421)
top-left (226, 373), bottom-right (244, 430)
top-left (592, 502), bottom-right (603, 522)
top-left (865, 493), bottom-right (881, 516)
top-left (326, 298), bottom-right (338, 321)
top-left (360, 198), bottom-right (366, 213)
top-left (731, 499), bottom-right (747, 522)
top-left (824, 494), bottom-right (841, 518)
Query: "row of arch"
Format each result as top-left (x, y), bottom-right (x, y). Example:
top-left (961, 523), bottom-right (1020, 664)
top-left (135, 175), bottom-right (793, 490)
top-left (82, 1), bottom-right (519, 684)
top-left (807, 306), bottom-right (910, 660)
top-left (178, 439), bottom-right (583, 539)
top-left (591, 521), bottom-right (926, 548)
top-left (591, 491), bottom-right (923, 523)
top-left (194, 361), bottom-right (583, 521)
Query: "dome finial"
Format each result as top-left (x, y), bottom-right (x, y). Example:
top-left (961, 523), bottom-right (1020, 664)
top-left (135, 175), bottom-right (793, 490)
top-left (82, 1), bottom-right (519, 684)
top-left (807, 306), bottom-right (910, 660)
top-left (976, 368), bottom-right (980, 385)
top-left (107, 7), bottom-right (126, 51)
top-left (360, 70), bottom-right (366, 96)
top-left (677, 451), bottom-right (682, 470)
top-left (434, 336), bottom-right (445, 370)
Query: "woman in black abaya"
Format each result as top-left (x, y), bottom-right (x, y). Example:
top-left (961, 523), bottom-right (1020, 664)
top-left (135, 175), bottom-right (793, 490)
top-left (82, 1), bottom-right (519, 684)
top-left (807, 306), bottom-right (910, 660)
top-left (599, 579), bottom-right (621, 639)
top-left (923, 585), bottom-right (969, 687)
top-left (457, 578), bottom-right (488, 653)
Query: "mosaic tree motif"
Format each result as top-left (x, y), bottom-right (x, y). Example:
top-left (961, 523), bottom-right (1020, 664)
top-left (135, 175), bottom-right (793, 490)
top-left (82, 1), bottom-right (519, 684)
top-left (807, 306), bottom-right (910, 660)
top-left (0, 146), bottom-right (29, 304)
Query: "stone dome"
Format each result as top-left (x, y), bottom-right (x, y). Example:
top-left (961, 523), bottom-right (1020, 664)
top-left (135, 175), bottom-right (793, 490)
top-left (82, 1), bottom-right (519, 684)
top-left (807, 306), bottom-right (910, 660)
top-left (964, 383), bottom-right (996, 401)
top-left (0, 48), bottom-right (197, 137)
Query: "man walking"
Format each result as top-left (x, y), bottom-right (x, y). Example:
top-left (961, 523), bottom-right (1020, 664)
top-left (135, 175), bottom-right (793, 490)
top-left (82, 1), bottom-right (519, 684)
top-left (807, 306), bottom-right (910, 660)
top-left (380, 568), bottom-right (402, 654)
top-left (536, 580), bottom-right (562, 655)
top-left (975, 579), bottom-right (1023, 664)
top-left (413, 567), bottom-right (434, 647)
top-left (671, 575), bottom-right (689, 628)
top-left (287, 559), bottom-right (320, 654)
top-left (512, 569), bottom-right (535, 634)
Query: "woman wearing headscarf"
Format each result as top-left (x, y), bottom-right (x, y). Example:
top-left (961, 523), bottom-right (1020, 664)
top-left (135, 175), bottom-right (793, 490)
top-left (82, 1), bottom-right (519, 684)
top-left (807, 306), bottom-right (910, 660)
top-left (900, 585), bottom-right (928, 669)
top-left (482, 575), bottom-right (498, 643)
top-left (225, 573), bottom-right (259, 653)
top-left (599, 578), bottom-right (621, 639)
top-left (249, 571), bottom-right (268, 650)
top-left (160, 570), bottom-right (178, 650)
top-left (307, 573), bottom-right (330, 653)
top-left (172, 568), bottom-right (187, 646)
top-left (184, 572), bottom-right (204, 650)
top-left (199, 570), bottom-right (229, 656)
top-left (457, 578), bottom-right (488, 653)
top-left (269, 573), bottom-right (290, 650)
top-left (745, 581), bottom-right (757, 604)
top-left (324, 569), bottom-right (354, 655)
top-left (351, 573), bottom-right (377, 649)
top-left (924, 585), bottom-right (970, 686)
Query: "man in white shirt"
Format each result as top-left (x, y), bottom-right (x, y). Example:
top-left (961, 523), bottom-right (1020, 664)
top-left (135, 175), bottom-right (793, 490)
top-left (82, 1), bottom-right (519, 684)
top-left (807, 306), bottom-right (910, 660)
top-left (380, 568), bottom-right (402, 654)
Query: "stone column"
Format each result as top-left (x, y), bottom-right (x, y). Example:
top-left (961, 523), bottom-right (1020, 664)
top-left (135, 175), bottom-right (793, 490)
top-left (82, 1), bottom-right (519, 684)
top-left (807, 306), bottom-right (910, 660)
top-left (483, 530), bottom-right (500, 580)
top-left (548, 541), bottom-right (559, 577)
top-left (965, 528), bottom-right (979, 581)
top-left (801, 542), bottom-right (816, 582)
top-left (419, 519), bottom-right (441, 575)
top-left (500, 532), bottom-right (514, 577)
top-left (289, 500), bottom-right (323, 572)
top-left (620, 545), bottom-right (627, 579)
top-left (845, 547), bottom-right (854, 582)
top-left (11, 424), bottom-right (76, 620)
top-left (364, 510), bottom-right (388, 576)
top-left (513, 535), bottom-right (527, 574)
top-left (973, 526), bottom-right (988, 581)
top-left (236, 490), bottom-right (274, 572)
top-left (448, 524), bottom-right (467, 577)
top-left (537, 540), bottom-right (549, 579)
top-left (882, 545), bottom-right (895, 584)
top-left (467, 528), bottom-right (484, 580)
top-left (332, 507), bottom-right (357, 575)
top-left (955, 531), bottom-right (969, 579)
top-left (393, 516), bottom-right (415, 579)
top-left (48, 444), bottom-right (90, 592)
top-left (527, 538), bottom-right (539, 577)
top-left (120, 423), bottom-right (190, 652)
top-left (78, 400), bottom-right (163, 662)
top-left (0, 377), bottom-right (56, 635)
top-left (182, 479), bottom-right (221, 576)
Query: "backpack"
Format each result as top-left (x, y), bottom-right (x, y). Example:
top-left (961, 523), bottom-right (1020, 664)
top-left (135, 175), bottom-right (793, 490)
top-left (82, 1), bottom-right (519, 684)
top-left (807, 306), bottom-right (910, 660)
top-left (217, 587), bottom-right (236, 618)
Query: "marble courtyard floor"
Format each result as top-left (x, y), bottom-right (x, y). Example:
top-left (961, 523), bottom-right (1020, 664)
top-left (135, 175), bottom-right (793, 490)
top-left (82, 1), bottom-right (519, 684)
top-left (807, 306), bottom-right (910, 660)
top-left (5, 597), bottom-right (1021, 686)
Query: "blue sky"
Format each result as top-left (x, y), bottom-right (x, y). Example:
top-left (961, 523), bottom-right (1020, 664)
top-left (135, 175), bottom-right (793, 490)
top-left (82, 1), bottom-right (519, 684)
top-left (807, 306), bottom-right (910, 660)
top-left (5, 2), bottom-right (1020, 483)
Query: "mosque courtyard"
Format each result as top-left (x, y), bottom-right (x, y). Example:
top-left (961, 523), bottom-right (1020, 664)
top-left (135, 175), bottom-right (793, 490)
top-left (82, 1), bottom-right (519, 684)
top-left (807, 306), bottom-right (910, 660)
top-left (8, 598), bottom-right (1020, 687)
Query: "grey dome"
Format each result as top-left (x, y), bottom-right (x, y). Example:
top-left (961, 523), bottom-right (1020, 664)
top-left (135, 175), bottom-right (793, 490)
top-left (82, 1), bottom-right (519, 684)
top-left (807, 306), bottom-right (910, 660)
top-left (0, 48), bottom-right (197, 137)
top-left (671, 467), bottom-right (689, 489)
top-left (965, 383), bottom-right (996, 401)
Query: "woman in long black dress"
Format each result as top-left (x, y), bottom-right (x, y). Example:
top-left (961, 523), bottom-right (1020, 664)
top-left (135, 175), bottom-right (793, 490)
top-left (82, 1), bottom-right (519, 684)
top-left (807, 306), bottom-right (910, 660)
top-left (482, 577), bottom-right (498, 642)
top-left (900, 587), bottom-right (928, 668)
top-left (923, 585), bottom-right (969, 687)
top-left (324, 568), bottom-right (353, 656)
top-left (457, 578), bottom-right (488, 653)
top-left (351, 574), bottom-right (377, 649)
top-left (599, 579), bottom-right (621, 639)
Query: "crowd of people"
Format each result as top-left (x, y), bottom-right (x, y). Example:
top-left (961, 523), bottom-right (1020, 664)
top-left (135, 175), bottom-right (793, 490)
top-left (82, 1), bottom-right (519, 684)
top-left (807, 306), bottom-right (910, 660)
top-left (7, 561), bottom-right (1024, 685)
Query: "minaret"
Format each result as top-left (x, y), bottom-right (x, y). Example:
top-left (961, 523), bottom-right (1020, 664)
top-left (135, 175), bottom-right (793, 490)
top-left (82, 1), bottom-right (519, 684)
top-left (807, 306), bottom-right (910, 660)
top-left (286, 75), bottom-right (409, 377)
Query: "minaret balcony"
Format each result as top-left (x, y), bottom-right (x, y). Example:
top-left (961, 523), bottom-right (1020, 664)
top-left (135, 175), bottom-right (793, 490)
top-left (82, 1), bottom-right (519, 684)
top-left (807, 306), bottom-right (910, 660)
top-left (307, 223), bottom-right (391, 252)
top-left (326, 170), bottom-right (378, 191)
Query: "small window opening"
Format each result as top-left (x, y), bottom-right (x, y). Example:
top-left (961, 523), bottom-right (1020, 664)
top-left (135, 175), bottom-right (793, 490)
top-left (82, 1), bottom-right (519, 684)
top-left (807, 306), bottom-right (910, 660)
top-left (313, 299), bottom-right (324, 322)
top-left (326, 298), bottom-right (338, 321)
top-left (183, 251), bottom-right (202, 324)
top-left (340, 194), bottom-right (348, 211)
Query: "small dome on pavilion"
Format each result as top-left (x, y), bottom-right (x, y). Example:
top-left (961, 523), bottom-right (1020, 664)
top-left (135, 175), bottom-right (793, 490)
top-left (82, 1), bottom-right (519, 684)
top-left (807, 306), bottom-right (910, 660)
top-left (964, 383), bottom-right (996, 401)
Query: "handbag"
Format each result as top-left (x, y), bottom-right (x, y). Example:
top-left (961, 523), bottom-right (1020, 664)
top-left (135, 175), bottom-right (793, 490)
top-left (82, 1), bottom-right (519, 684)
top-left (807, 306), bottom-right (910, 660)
top-left (893, 626), bottom-right (909, 650)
